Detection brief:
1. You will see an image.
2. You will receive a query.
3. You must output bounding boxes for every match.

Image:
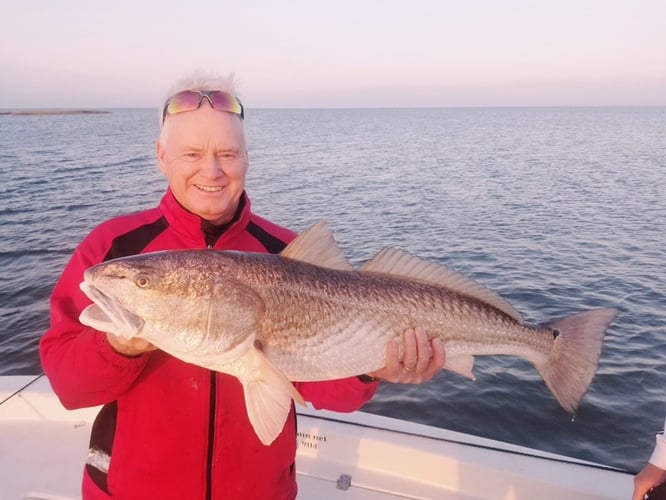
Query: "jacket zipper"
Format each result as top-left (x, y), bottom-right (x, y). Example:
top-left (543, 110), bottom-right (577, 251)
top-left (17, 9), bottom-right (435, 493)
top-left (205, 236), bottom-right (221, 498)
top-left (205, 371), bottom-right (216, 500)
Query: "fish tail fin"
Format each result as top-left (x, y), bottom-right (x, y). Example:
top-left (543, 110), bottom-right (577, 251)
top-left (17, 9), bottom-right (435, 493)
top-left (536, 308), bottom-right (617, 413)
top-left (238, 347), bottom-right (306, 445)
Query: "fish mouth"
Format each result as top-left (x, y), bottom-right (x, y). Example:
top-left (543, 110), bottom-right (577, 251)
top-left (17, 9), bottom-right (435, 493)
top-left (79, 281), bottom-right (145, 338)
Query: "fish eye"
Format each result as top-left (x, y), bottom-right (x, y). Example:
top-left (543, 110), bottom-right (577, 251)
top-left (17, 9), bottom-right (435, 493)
top-left (135, 274), bottom-right (151, 288)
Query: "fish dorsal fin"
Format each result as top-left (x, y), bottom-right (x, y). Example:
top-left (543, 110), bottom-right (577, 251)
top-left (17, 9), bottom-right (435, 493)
top-left (359, 247), bottom-right (523, 323)
top-left (280, 220), bottom-right (353, 271)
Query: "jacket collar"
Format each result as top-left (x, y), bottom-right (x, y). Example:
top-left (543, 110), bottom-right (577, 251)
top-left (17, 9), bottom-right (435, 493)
top-left (159, 188), bottom-right (253, 247)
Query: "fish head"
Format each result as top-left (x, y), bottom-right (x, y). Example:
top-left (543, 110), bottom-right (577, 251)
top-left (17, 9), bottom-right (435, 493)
top-left (79, 250), bottom-right (265, 356)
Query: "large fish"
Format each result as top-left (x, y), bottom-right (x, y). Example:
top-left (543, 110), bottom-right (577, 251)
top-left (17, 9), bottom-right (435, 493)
top-left (79, 221), bottom-right (616, 445)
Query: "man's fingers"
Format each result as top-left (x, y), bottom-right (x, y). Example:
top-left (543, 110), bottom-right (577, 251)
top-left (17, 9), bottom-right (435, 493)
top-left (414, 327), bottom-right (432, 372)
top-left (402, 328), bottom-right (418, 371)
top-left (430, 337), bottom-right (446, 370)
top-left (368, 328), bottom-right (446, 383)
top-left (106, 333), bottom-right (156, 357)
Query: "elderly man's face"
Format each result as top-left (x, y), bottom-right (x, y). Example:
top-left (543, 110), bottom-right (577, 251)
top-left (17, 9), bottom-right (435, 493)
top-left (157, 103), bottom-right (249, 225)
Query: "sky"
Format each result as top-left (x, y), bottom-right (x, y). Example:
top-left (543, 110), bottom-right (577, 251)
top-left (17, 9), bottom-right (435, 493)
top-left (1, 0), bottom-right (665, 108)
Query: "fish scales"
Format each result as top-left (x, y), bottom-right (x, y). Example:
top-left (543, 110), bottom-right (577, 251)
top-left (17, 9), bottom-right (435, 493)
top-left (241, 257), bottom-right (554, 380)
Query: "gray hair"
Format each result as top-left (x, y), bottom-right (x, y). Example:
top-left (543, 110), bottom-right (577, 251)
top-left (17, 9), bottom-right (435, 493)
top-left (159, 70), bottom-right (240, 128)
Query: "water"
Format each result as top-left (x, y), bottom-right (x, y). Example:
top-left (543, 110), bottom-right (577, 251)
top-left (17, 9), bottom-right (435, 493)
top-left (1, 107), bottom-right (664, 473)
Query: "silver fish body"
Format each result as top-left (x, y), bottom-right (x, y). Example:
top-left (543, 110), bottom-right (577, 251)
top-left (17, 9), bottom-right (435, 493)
top-left (79, 221), bottom-right (616, 444)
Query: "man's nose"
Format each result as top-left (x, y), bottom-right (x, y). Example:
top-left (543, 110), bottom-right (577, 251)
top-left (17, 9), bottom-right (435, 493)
top-left (200, 154), bottom-right (224, 176)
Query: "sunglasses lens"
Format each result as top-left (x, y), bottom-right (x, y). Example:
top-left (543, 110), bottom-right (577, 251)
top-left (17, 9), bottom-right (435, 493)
top-left (166, 91), bottom-right (203, 115)
top-left (209, 91), bottom-right (243, 116)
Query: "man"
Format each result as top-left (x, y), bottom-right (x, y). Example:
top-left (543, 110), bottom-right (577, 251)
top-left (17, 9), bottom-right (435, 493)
top-left (40, 72), bottom-right (445, 500)
top-left (633, 416), bottom-right (666, 500)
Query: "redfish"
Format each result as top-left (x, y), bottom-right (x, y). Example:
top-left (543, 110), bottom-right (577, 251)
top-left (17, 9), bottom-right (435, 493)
top-left (80, 221), bottom-right (616, 445)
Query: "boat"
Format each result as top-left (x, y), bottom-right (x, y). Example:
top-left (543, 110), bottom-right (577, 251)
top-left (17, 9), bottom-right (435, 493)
top-left (0, 374), bottom-right (633, 499)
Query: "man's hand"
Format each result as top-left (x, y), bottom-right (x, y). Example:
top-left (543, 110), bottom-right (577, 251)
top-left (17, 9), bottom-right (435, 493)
top-left (368, 327), bottom-right (445, 384)
top-left (106, 333), bottom-right (157, 358)
top-left (633, 463), bottom-right (666, 500)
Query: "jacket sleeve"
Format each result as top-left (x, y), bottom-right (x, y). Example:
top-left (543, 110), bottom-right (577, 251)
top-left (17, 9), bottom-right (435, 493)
top-left (40, 231), bottom-right (151, 409)
top-left (650, 417), bottom-right (666, 469)
top-left (295, 377), bottom-right (379, 413)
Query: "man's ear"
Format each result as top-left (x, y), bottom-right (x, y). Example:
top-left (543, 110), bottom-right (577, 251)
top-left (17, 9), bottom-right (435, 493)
top-left (156, 140), bottom-right (167, 175)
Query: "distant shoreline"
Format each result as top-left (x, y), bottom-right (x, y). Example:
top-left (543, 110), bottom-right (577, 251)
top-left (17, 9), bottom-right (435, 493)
top-left (0, 110), bottom-right (111, 116)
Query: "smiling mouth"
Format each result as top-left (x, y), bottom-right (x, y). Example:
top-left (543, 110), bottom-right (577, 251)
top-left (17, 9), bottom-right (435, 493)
top-left (195, 184), bottom-right (224, 192)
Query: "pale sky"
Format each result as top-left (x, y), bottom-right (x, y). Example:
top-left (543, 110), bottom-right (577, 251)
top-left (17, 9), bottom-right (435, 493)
top-left (1, 0), bottom-right (665, 108)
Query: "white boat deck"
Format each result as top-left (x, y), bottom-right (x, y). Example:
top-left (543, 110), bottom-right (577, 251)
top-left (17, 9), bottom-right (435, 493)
top-left (0, 375), bottom-right (633, 500)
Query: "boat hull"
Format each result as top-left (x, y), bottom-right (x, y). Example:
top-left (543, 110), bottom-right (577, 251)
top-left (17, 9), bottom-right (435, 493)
top-left (0, 375), bottom-right (632, 499)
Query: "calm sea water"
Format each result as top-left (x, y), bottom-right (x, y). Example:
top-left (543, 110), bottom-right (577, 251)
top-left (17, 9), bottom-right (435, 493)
top-left (1, 107), bottom-right (664, 473)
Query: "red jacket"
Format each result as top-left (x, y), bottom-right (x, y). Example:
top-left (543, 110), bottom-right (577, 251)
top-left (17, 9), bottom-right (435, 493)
top-left (40, 190), bottom-right (378, 500)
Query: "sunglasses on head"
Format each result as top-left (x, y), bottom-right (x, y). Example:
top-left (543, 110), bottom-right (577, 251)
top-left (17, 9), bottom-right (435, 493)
top-left (162, 90), bottom-right (244, 123)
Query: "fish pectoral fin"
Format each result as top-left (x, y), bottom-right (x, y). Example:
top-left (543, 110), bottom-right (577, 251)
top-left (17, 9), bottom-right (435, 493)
top-left (234, 348), bottom-right (306, 446)
top-left (444, 355), bottom-right (477, 380)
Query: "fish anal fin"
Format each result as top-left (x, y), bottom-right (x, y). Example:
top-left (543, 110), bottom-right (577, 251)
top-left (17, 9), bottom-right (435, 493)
top-left (359, 248), bottom-right (523, 323)
top-left (280, 220), bottom-right (353, 271)
top-left (229, 347), bottom-right (305, 445)
top-left (445, 355), bottom-right (477, 380)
